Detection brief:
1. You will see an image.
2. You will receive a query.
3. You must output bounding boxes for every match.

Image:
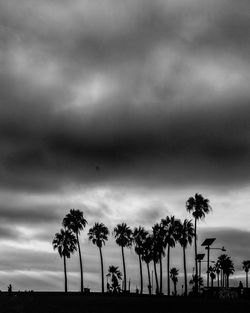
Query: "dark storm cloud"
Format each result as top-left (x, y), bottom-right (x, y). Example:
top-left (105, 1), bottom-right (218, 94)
top-left (0, 0), bottom-right (250, 192)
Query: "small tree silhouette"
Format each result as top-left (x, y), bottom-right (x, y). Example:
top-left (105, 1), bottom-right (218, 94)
top-left (170, 267), bottom-right (179, 296)
top-left (106, 265), bottom-right (122, 293)
top-left (52, 228), bottom-right (77, 292)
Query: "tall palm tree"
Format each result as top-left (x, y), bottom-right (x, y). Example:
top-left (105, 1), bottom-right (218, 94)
top-left (63, 209), bottom-right (87, 293)
top-left (178, 219), bottom-right (195, 296)
top-left (52, 228), bottom-right (77, 292)
top-left (133, 226), bottom-right (148, 294)
top-left (218, 254), bottom-right (234, 288)
top-left (186, 193), bottom-right (211, 293)
top-left (170, 267), bottom-right (179, 296)
top-left (161, 216), bottom-right (181, 296)
top-left (242, 260), bottom-right (250, 288)
top-left (113, 223), bottom-right (133, 292)
top-left (106, 265), bottom-right (122, 293)
top-left (88, 222), bottom-right (109, 293)
top-left (152, 223), bottom-right (165, 294)
top-left (141, 234), bottom-right (154, 295)
top-left (151, 234), bottom-right (160, 294)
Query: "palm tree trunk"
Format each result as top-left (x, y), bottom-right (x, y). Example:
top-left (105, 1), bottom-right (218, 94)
top-left (63, 255), bottom-right (67, 293)
top-left (121, 246), bottom-right (127, 292)
top-left (211, 278), bottom-right (214, 288)
top-left (246, 271), bottom-right (248, 288)
top-left (167, 245), bottom-right (170, 296)
top-left (146, 262), bottom-right (151, 295)
top-left (76, 233), bottom-right (84, 293)
top-left (139, 254), bottom-right (143, 294)
top-left (217, 273), bottom-right (219, 288)
top-left (153, 261), bottom-right (159, 294)
top-left (194, 218), bottom-right (198, 293)
top-left (159, 255), bottom-right (162, 294)
top-left (183, 247), bottom-right (187, 296)
top-left (99, 247), bottom-right (104, 293)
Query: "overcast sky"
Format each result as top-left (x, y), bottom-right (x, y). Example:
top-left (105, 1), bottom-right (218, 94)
top-left (0, 0), bottom-right (250, 293)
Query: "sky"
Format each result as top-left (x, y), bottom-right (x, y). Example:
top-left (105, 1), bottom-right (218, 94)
top-left (0, 0), bottom-right (250, 293)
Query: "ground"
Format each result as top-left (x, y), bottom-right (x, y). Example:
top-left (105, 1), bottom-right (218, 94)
top-left (0, 292), bottom-right (249, 313)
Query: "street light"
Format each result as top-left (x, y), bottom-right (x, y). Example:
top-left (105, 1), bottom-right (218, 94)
top-left (196, 253), bottom-right (205, 293)
top-left (201, 238), bottom-right (226, 288)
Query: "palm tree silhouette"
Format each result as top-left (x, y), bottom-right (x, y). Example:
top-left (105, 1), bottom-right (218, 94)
top-left (133, 226), bottom-right (148, 294)
top-left (178, 219), bottom-right (195, 296)
top-left (152, 223), bottom-right (165, 294)
top-left (52, 228), bottom-right (77, 292)
top-left (208, 266), bottom-right (216, 288)
top-left (113, 223), bottom-right (133, 292)
top-left (63, 209), bottom-right (87, 293)
top-left (151, 234), bottom-right (160, 294)
top-left (106, 265), bottom-right (122, 293)
top-left (170, 267), bottom-right (179, 296)
top-left (141, 234), bottom-right (153, 295)
top-left (161, 216), bottom-right (181, 296)
top-left (186, 193), bottom-right (211, 293)
top-left (242, 260), bottom-right (250, 288)
top-left (88, 222), bottom-right (109, 293)
top-left (218, 254), bottom-right (234, 287)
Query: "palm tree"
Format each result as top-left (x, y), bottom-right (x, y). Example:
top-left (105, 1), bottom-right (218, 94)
top-left (152, 223), bottom-right (165, 294)
top-left (63, 209), bottom-right (87, 293)
top-left (88, 222), bottom-right (109, 293)
top-left (178, 219), bottom-right (195, 296)
top-left (209, 266), bottom-right (216, 288)
top-left (242, 260), bottom-right (250, 288)
top-left (217, 254), bottom-right (227, 287)
top-left (186, 193), bottom-right (211, 293)
top-left (106, 265), bottom-right (122, 293)
top-left (161, 216), bottom-right (181, 296)
top-left (113, 223), bottom-right (133, 292)
top-left (52, 228), bottom-right (77, 292)
top-left (151, 234), bottom-right (160, 294)
top-left (141, 234), bottom-right (154, 295)
top-left (133, 226), bottom-right (148, 294)
top-left (218, 254), bottom-right (234, 287)
top-left (170, 267), bottom-right (179, 296)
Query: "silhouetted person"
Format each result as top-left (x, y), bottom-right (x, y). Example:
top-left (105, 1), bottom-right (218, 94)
top-left (107, 282), bottom-right (110, 293)
top-left (238, 281), bottom-right (243, 297)
top-left (8, 284), bottom-right (12, 296)
top-left (148, 284), bottom-right (152, 295)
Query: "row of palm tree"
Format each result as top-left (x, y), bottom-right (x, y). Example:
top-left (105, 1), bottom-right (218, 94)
top-left (52, 193), bottom-right (215, 294)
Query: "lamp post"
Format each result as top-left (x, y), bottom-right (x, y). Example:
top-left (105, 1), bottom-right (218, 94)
top-left (196, 253), bottom-right (205, 293)
top-left (201, 238), bottom-right (226, 288)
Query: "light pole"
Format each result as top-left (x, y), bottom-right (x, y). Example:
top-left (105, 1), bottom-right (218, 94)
top-left (196, 253), bottom-right (205, 293)
top-left (201, 238), bottom-right (226, 288)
